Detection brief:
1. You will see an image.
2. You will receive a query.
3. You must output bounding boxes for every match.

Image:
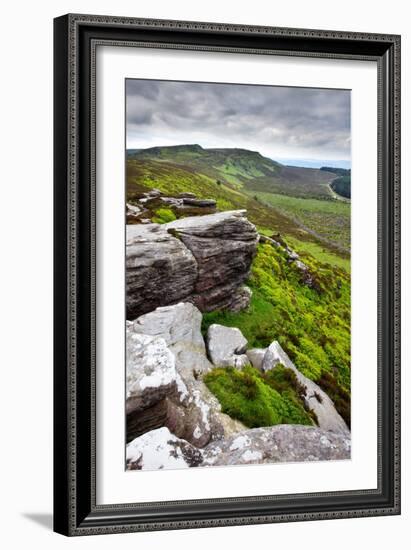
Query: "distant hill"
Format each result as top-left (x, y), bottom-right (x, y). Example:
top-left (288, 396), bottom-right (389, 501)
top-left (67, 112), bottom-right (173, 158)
top-left (128, 144), bottom-right (337, 199)
top-left (129, 144), bottom-right (282, 184)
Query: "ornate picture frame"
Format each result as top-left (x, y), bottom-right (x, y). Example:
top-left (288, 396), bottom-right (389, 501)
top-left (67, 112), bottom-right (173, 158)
top-left (53, 14), bottom-right (400, 536)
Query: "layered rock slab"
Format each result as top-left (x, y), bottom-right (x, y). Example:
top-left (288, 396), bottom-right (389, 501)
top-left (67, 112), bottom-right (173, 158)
top-left (166, 210), bottom-right (259, 312)
top-left (202, 425), bottom-right (351, 466)
top-left (126, 425), bottom-right (351, 470)
top-left (126, 210), bottom-right (258, 319)
top-left (126, 224), bottom-right (197, 319)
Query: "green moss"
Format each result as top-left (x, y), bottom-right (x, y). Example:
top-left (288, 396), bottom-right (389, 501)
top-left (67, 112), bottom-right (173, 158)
top-left (203, 365), bottom-right (313, 428)
top-left (151, 208), bottom-right (177, 224)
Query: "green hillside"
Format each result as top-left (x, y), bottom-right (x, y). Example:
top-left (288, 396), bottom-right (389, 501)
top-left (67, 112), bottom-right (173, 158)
top-left (203, 241), bottom-right (351, 426)
top-left (127, 144), bottom-right (350, 258)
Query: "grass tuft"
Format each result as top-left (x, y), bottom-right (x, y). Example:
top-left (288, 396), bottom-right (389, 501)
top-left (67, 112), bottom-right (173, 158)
top-left (204, 365), bottom-right (313, 428)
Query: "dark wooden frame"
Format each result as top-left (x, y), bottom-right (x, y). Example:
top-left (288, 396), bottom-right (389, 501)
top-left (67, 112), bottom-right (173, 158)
top-left (53, 13), bottom-right (401, 536)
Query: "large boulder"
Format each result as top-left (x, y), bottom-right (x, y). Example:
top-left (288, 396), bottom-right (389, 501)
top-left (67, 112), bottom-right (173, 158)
top-left (206, 324), bottom-right (249, 369)
top-left (262, 341), bottom-right (350, 435)
top-left (126, 210), bottom-right (258, 319)
top-left (126, 224), bottom-right (197, 319)
top-left (201, 425), bottom-right (351, 466)
top-left (166, 210), bottom-right (258, 312)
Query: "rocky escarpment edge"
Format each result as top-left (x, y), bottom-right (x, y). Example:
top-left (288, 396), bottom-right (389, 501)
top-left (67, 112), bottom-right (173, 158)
top-left (126, 210), bottom-right (258, 319)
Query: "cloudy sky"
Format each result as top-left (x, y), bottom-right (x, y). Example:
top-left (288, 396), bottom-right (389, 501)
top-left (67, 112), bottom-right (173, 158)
top-left (126, 79), bottom-right (351, 165)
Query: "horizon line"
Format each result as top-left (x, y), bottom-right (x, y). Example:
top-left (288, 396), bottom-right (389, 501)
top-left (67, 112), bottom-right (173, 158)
top-left (126, 144), bottom-right (351, 168)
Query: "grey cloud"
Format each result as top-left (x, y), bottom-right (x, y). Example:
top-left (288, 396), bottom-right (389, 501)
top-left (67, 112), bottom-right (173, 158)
top-left (126, 79), bottom-right (351, 160)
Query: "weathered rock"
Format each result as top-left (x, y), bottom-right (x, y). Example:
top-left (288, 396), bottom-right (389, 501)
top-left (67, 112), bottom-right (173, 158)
top-left (127, 397), bottom-right (172, 442)
top-left (174, 204), bottom-right (217, 217)
top-left (262, 341), bottom-right (350, 435)
top-left (126, 210), bottom-right (258, 318)
top-left (166, 210), bottom-right (258, 312)
top-left (126, 330), bottom-right (180, 416)
top-left (127, 427), bottom-right (203, 470)
top-left (131, 302), bottom-right (206, 355)
top-left (292, 259), bottom-right (316, 288)
top-left (201, 425), bottom-right (351, 466)
top-left (178, 192), bottom-right (196, 199)
top-left (246, 348), bottom-right (266, 371)
top-left (126, 202), bottom-right (151, 224)
top-left (206, 324), bottom-right (249, 368)
top-left (182, 198), bottom-right (217, 207)
top-left (127, 424), bottom-right (351, 470)
top-left (126, 224), bottom-right (197, 319)
top-left (127, 303), bottom-right (226, 447)
top-left (227, 285), bottom-right (252, 312)
top-left (214, 413), bottom-right (247, 439)
top-left (142, 196), bottom-right (182, 210)
top-left (143, 188), bottom-right (162, 198)
top-left (126, 202), bottom-right (141, 216)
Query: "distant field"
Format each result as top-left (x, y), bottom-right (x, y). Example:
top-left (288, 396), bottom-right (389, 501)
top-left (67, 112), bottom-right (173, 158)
top-left (256, 192), bottom-right (351, 251)
top-left (244, 166), bottom-right (336, 199)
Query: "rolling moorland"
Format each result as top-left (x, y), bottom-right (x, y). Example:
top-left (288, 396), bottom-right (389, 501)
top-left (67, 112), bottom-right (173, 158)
top-left (125, 145), bottom-right (351, 468)
top-left (127, 145), bottom-right (351, 256)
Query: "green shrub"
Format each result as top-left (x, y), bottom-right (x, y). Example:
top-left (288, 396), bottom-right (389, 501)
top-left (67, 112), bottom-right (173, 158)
top-left (204, 365), bottom-right (313, 428)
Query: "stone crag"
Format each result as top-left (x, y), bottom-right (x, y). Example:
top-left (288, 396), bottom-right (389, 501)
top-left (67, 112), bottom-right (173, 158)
top-left (126, 210), bottom-right (258, 319)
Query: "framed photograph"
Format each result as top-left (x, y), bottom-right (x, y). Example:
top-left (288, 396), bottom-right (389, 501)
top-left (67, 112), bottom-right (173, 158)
top-left (53, 14), bottom-right (401, 536)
